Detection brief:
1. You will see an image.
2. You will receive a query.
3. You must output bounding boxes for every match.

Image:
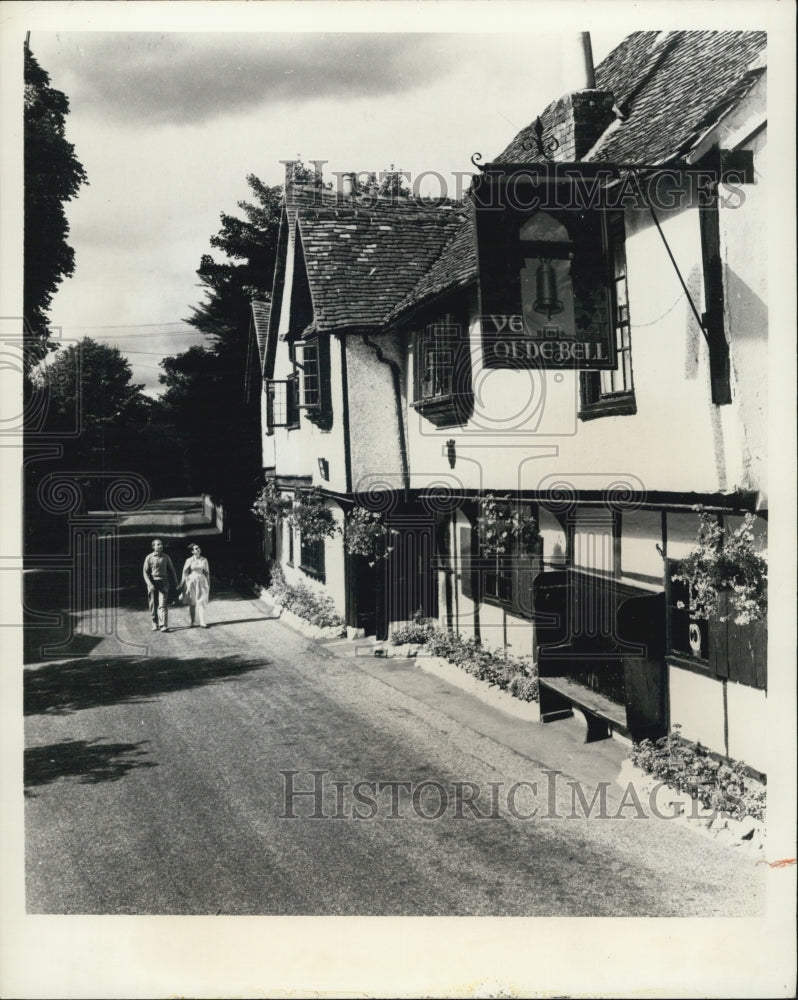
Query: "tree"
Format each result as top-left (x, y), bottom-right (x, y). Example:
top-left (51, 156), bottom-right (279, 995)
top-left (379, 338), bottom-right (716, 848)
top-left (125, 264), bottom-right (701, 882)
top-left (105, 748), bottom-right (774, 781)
top-left (24, 44), bottom-right (88, 370)
top-left (36, 338), bottom-right (147, 466)
top-left (26, 339), bottom-right (152, 546)
top-left (161, 175), bottom-right (282, 518)
top-left (186, 174), bottom-right (282, 353)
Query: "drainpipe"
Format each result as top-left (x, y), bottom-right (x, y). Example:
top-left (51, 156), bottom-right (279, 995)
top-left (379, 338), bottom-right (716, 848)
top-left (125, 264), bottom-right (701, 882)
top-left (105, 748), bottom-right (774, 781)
top-left (361, 334), bottom-right (410, 494)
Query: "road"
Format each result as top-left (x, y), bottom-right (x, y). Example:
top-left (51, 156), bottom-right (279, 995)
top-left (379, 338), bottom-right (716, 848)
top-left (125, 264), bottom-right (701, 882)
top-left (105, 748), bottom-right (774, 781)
top-left (24, 510), bottom-right (766, 916)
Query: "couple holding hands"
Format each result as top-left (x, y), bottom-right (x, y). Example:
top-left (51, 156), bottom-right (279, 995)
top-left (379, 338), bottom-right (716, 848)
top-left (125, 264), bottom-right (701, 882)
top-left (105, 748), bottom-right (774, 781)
top-left (143, 539), bottom-right (211, 632)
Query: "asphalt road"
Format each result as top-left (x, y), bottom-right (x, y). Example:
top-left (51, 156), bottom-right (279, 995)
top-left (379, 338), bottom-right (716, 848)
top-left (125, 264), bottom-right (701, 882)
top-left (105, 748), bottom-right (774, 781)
top-left (24, 543), bottom-right (766, 916)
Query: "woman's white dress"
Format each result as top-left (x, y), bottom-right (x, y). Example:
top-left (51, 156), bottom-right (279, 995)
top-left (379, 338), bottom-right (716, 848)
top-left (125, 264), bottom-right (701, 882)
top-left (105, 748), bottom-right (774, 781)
top-left (182, 556), bottom-right (210, 606)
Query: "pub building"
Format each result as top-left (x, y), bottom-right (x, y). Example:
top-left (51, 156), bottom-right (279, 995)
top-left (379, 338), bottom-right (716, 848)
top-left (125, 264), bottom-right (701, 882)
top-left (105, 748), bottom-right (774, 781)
top-left (251, 31), bottom-right (768, 773)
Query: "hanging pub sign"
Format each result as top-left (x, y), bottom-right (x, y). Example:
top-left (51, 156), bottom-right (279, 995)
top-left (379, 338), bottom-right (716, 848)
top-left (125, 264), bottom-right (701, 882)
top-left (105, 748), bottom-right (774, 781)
top-left (472, 171), bottom-right (617, 370)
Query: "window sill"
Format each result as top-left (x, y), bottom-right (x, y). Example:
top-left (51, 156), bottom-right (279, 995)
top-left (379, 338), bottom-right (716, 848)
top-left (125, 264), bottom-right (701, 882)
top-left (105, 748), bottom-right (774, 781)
top-left (299, 564), bottom-right (326, 584)
top-left (666, 653), bottom-right (711, 676)
top-left (578, 394), bottom-right (637, 421)
top-left (411, 394), bottom-right (467, 428)
top-left (481, 591), bottom-right (514, 612)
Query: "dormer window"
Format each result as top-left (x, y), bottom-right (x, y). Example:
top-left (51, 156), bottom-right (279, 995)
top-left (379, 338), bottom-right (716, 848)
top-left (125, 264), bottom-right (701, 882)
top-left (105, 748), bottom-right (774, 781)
top-left (411, 308), bottom-right (472, 427)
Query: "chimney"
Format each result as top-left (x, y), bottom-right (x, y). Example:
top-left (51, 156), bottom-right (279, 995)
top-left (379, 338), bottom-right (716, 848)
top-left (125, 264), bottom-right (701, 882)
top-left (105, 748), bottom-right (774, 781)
top-left (341, 172), bottom-right (356, 198)
top-left (533, 34), bottom-right (613, 162)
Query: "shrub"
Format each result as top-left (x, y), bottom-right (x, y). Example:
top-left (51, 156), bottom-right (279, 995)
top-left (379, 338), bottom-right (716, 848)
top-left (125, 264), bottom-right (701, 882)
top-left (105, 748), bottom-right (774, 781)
top-left (390, 620), bottom-right (434, 645)
top-left (508, 673), bottom-right (539, 703)
top-left (266, 565), bottom-right (344, 629)
top-left (631, 726), bottom-right (765, 821)
top-left (406, 621), bottom-right (538, 702)
top-left (267, 564), bottom-right (291, 603)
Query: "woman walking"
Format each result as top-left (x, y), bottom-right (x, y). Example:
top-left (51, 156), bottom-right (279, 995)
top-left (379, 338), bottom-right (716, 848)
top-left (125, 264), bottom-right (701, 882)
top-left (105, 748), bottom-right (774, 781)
top-left (181, 543), bottom-right (211, 628)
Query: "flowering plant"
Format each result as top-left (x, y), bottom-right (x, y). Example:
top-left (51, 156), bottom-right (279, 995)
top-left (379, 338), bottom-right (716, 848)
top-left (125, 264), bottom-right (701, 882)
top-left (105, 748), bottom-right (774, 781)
top-left (631, 725), bottom-right (765, 821)
top-left (477, 493), bottom-right (539, 557)
top-left (251, 479), bottom-right (291, 528)
top-left (672, 508), bottom-right (767, 625)
top-left (344, 507), bottom-right (395, 565)
top-left (287, 488), bottom-right (340, 543)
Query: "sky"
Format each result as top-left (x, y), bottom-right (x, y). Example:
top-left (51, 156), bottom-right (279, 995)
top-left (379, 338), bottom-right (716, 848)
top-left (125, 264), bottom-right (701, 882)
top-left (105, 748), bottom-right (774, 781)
top-left (11, 8), bottom-right (626, 395)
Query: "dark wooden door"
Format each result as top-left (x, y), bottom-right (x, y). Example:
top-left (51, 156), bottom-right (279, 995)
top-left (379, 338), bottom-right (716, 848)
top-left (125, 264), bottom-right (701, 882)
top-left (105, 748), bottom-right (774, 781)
top-left (384, 519), bottom-right (437, 630)
top-left (347, 553), bottom-right (378, 636)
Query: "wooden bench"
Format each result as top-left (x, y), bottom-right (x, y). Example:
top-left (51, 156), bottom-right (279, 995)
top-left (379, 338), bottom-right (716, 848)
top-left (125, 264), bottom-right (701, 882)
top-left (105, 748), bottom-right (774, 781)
top-left (539, 675), bottom-right (629, 742)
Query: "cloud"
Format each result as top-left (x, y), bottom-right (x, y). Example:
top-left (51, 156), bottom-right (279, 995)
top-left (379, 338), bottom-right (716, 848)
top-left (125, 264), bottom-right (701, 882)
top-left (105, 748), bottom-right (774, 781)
top-left (39, 32), bottom-right (458, 125)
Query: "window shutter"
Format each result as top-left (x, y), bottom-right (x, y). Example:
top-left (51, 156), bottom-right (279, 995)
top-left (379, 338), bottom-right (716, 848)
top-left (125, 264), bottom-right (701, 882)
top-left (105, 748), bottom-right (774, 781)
top-left (459, 524), bottom-right (476, 601)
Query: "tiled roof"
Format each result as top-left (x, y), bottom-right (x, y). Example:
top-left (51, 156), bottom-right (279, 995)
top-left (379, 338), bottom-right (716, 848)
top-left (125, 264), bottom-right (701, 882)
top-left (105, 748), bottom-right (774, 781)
top-left (589, 30), bottom-right (766, 163)
top-left (390, 31), bottom-right (766, 318)
top-left (390, 208), bottom-right (478, 321)
top-left (250, 299), bottom-right (271, 367)
top-left (279, 33), bottom-right (766, 327)
top-left (295, 197), bottom-right (466, 330)
top-left (496, 31), bottom-right (766, 167)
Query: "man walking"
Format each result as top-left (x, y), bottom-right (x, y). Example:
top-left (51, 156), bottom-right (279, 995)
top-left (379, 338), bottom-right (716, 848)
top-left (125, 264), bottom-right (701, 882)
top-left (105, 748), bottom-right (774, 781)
top-left (143, 538), bottom-right (179, 632)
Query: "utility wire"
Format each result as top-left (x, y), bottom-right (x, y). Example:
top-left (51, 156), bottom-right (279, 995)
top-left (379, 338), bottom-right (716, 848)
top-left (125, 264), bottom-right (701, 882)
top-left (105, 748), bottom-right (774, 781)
top-left (58, 321), bottom-right (193, 330)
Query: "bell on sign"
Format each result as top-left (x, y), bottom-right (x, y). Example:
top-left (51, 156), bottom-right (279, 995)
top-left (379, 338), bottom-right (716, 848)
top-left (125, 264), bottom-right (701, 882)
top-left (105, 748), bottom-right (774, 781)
top-left (532, 259), bottom-right (564, 320)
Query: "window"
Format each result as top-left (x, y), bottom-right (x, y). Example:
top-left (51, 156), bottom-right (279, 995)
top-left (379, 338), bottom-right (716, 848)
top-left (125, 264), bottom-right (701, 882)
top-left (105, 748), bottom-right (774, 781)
top-left (265, 377), bottom-right (299, 431)
top-left (291, 335), bottom-right (331, 428)
top-left (412, 309), bottom-right (472, 427)
top-left (417, 319), bottom-right (456, 401)
top-left (477, 500), bottom-right (539, 616)
top-left (579, 213), bottom-right (636, 419)
top-left (484, 550), bottom-right (513, 604)
top-left (300, 533), bottom-right (326, 581)
top-left (296, 338), bottom-right (321, 410)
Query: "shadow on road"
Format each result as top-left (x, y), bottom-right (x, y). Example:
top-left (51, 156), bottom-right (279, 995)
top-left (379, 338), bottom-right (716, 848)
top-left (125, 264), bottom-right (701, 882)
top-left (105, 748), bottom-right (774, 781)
top-left (24, 654), bottom-right (269, 716)
top-left (24, 739), bottom-right (156, 795)
top-left (24, 613), bottom-right (106, 664)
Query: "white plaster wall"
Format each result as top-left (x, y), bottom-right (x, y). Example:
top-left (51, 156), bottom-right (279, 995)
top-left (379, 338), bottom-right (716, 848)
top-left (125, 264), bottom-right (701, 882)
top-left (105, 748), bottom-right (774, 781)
top-left (452, 507), bottom-right (478, 638)
top-left (474, 601), bottom-right (533, 658)
top-left (720, 130), bottom-right (768, 500)
top-left (539, 508), bottom-right (567, 570)
top-left (621, 509), bottom-right (665, 584)
top-left (726, 681), bottom-right (766, 772)
top-left (270, 333), bottom-right (348, 492)
top-left (666, 512), bottom-right (703, 561)
top-left (347, 334), bottom-right (405, 494)
top-left (668, 665), bottom-right (726, 757)
top-left (404, 167), bottom-right (765, 501)
top-left (322, 504), bottom-right (347, 614)
top-left (279, 502), bottom-right (346, 616)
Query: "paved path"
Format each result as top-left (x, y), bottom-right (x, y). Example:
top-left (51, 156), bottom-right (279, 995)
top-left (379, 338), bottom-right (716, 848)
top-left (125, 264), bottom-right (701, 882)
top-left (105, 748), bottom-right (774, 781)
top-left (23, 511), bottom-right (766, 916)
